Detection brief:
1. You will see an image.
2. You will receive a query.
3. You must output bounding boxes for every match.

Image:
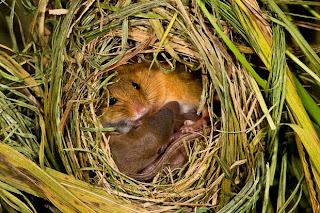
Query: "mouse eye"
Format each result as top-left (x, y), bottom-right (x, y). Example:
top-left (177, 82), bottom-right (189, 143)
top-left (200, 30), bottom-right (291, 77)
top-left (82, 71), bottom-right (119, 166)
top-left (109, 97), bottom-right (118, 106)
top-left (132, 82), bottom-right (140, 90)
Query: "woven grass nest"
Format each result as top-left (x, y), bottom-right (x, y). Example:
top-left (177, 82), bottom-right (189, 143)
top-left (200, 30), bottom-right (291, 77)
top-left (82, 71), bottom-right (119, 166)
top-left (56, 0), bottom-right (264, 210)
top-left (1, 0), bottom-right (319, 212)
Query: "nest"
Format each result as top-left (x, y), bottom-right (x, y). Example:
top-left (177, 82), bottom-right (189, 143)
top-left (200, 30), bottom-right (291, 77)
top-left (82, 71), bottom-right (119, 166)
top-left (0, 0), bottom-right (273, 212)
top-left (55, 0), bottom-right (265, 211)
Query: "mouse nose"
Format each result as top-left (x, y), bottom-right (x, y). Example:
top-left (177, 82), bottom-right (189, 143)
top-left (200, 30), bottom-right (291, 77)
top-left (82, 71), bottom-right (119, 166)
top-left (132, 103), bottom-right (148, 120)
top-left (137, 106), bottom-right (147, 115)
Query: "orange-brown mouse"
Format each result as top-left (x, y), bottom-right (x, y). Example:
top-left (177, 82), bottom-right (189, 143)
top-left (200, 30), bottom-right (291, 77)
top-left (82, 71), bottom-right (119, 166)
top-left (109, 102), bottom-right (178, 174)
top-left (97, 62), bottom-right (208, 133)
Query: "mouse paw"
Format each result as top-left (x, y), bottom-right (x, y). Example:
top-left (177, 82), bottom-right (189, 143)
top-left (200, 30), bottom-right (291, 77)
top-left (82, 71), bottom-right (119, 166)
top-left (180, 118), bottom-right (207, 133)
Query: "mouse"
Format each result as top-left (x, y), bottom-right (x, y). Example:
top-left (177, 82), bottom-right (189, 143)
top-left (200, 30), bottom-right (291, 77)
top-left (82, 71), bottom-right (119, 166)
top-left (109, 102), bottom-right (178, 174)
top-left (97, 61), bottom-right (209, 133)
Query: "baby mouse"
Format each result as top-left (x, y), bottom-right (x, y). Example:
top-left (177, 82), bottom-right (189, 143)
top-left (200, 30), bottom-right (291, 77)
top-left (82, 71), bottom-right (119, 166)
top-left (109, 102), bottom-right (177, 174)
top-left (97, 62), bottom-right (208, 133)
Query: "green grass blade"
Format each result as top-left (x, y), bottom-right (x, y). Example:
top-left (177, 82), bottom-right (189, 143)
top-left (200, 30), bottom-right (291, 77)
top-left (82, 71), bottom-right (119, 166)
top-left (198, 0), bottom-right (276, 130)
top-left (150, 12), bottom-right (178, 69)
top-left (197, 0), bottom-right (266, 89)
top-left (286, 50), bottom-right (320, 84)
top-left (276, 153), bottom-right (287, 211)
top-left (292, 75), bottom-right (320, 128)
top-left (266, 0), bottom-right (320, 74)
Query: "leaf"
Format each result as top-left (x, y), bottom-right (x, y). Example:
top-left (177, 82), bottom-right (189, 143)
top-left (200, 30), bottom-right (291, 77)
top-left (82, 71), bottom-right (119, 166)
top-left (266, 0), bottom-right (320, 74)
top-left (287, 124), bottom-right (320, 174)
top-left (294, 134), bottom-right (320, 212)
top-left (292, 75), bottom-right (320, 128)
top-left (0, 51), bottom-right (43, 97)
top-left (286, 50), bottom-right (320, 84)
top-left (149, 12), bottom-right (187, 68)
top-left (278, 176), bottom-right (304, 213)
top-left (0, 143), bottom-right (94, 212)
top-left (0, 143), bottom-right (144, 213)
top-left (0, 187), bottom-right (34, 213)
top-left (198, 0), bottom-right (276, 131)
top-left (277, 153), bottom-right (287, 211)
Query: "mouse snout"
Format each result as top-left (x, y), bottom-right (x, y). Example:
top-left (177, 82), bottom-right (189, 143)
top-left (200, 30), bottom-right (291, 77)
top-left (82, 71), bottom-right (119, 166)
top-left (137, 106), bottom-right (147, 114)
top-left (132, 102), bottom-right (149, 120)
top-left (135, 105), bottom-right (148, 117)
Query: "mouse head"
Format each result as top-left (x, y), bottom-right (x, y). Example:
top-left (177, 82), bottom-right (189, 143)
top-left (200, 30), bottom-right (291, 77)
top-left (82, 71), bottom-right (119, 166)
top-left (97, 72), bottom-right (150, 129)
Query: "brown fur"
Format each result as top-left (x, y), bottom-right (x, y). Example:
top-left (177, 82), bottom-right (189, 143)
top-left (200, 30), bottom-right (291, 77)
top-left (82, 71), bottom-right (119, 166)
top-left (109, 105), bottom-right (176, 174)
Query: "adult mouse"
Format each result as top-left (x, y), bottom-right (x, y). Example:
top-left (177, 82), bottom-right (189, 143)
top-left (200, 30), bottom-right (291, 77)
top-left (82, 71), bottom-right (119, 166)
top-left (97, 62), bottom-right (208, 133)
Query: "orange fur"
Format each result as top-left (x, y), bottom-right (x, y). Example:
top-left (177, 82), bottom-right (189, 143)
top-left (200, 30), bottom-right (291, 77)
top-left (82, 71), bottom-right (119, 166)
top-left (97, 62), bottom-right (203, 133)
